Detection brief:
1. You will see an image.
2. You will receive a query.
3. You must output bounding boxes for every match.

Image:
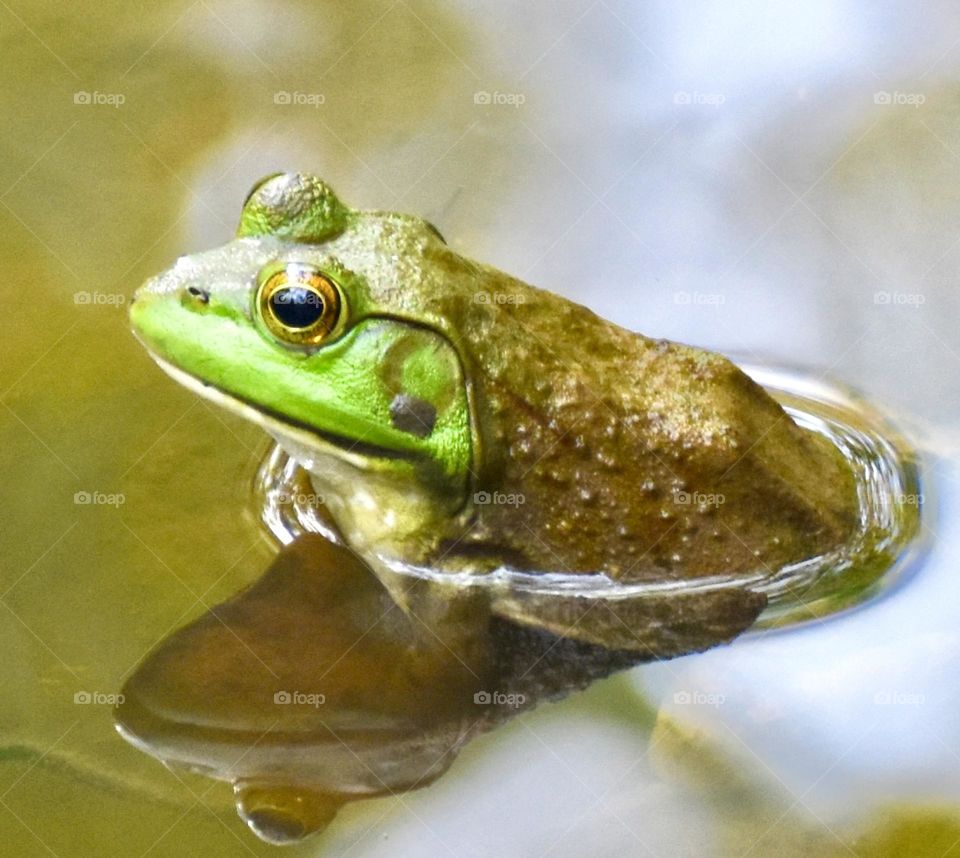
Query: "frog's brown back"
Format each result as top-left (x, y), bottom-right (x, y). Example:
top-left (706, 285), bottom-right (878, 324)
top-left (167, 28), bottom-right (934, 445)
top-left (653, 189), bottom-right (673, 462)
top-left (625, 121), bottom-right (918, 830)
top-left (450, 270), bottom-right (858, 583)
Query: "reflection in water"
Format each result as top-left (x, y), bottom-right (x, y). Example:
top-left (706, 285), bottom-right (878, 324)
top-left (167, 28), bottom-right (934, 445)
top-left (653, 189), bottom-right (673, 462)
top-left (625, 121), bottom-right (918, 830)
top-left (115, 533), bottom-right (761, 844)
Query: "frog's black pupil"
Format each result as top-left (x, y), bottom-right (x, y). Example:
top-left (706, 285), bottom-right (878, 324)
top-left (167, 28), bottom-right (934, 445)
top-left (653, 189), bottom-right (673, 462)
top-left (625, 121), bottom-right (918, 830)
top-left (270, 286), bottom-right (324, 328)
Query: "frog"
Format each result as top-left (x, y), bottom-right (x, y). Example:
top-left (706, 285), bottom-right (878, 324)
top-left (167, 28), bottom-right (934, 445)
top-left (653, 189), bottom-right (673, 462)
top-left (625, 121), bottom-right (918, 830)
top-left (129, 172), bottom-right (859, 653)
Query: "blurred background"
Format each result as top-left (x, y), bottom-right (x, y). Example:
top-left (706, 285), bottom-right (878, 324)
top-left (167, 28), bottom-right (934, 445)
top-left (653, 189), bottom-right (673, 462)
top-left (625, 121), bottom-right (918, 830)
top-left (2, 1), bottom-right (960, 855)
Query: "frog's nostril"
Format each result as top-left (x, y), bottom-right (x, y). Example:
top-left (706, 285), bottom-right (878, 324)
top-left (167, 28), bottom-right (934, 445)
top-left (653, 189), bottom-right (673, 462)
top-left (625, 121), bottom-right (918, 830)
top-left (186, 286), bottom-right (210, 304)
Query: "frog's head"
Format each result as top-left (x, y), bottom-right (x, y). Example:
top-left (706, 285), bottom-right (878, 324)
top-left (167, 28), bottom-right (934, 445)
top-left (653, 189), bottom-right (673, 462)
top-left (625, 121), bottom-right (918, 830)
top-left (130, 173), bottom-right (479, 543)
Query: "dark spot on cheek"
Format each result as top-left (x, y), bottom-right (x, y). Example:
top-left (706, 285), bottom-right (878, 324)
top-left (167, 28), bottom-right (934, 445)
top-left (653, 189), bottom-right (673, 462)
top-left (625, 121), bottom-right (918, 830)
top-left (389, 394), bottom-right (437, 438)
top-left (187, 286), bottom-right (210, 304)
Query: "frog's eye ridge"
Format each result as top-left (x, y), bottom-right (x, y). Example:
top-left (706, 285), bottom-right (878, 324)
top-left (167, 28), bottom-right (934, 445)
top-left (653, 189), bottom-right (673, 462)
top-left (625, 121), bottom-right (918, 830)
top-left (238, 173), bottom-right (348, 243)
top-left (256, 264), bottom-right (343, 348)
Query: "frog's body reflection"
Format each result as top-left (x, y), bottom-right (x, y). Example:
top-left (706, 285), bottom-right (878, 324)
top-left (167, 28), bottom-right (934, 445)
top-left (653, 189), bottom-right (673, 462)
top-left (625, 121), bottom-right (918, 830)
top-left (115, 534), bottom-right (760, 844)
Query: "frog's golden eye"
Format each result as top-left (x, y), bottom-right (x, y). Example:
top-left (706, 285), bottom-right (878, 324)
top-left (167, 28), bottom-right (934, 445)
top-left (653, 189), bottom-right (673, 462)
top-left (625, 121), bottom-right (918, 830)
top-left (256, 264), bottom-right (343, 347)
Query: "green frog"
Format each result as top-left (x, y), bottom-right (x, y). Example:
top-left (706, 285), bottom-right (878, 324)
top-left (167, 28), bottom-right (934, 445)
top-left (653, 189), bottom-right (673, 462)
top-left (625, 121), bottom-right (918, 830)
top-left (129, 173), bottom-right (858, 651)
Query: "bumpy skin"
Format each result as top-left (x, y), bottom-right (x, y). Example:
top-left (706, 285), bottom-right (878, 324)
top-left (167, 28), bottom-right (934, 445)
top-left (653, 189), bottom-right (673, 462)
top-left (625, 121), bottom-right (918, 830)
top-left (130, 174), bottom-right (857, 603)
top-left (437, 283), bottom-right (856, 580)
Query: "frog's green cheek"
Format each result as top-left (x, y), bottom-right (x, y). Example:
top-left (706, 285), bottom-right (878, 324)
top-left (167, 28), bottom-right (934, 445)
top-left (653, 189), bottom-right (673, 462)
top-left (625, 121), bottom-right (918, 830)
top-left (130, 293), bottom-right (472, 490)
top-left (237, 173), bottom-right (349, 244)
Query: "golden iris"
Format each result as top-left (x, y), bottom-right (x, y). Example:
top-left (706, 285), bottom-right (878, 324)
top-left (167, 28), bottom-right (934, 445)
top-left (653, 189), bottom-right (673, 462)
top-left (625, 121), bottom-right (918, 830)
top-left (256, 264), bottom-right (343, 347)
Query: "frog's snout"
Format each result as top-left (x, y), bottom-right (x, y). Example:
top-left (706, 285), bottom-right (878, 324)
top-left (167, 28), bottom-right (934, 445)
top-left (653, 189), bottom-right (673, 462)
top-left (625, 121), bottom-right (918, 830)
top-left (129, 268), bottom-right (182, 341)
top-left (130, 271), bottom-right (165, 306)
top-left (131, 263), bottom-right (198, 314)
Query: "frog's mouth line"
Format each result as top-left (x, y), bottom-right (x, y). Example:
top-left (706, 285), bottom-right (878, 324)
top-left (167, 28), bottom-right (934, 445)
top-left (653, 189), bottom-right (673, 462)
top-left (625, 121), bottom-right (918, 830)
top-left (147, 354), bottom-right (421, 469)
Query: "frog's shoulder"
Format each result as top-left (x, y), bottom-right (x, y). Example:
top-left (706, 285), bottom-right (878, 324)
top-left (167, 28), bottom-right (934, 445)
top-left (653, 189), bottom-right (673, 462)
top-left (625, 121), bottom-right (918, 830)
top-left (448, 270), bottom-right (758, 452)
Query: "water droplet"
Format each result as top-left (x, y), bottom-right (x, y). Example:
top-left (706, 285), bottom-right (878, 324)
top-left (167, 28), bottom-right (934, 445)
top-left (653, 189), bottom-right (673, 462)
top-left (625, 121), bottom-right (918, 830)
top-left (235, 782), bottom-right (343, 845)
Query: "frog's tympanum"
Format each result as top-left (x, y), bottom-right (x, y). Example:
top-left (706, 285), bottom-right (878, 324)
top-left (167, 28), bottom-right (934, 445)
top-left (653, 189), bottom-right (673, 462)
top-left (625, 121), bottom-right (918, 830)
top-left (122, 173), bottom-right (862, 842)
